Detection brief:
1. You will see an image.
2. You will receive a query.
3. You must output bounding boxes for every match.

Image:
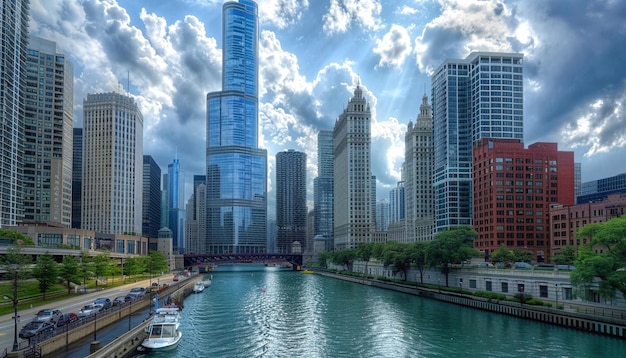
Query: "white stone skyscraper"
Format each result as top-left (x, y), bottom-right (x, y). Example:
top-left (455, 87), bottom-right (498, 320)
top-left (82, 92), bottom-right (143, 234)
top-left (0, 0), bottom-right (29, 226)
top-left (333, 85), bottom-right (372, 250)
top-left (431, 52), bottom-right (523, 232)
top-left (404, 94), bottom-right (434, 242)
top-left (23, 37), bottom-right (74, 226)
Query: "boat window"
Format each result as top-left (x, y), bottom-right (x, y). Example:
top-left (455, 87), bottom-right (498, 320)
top-left (150, 326), bottom-right (162, 338)
top-left (162, 325), bottom-right (175, 337)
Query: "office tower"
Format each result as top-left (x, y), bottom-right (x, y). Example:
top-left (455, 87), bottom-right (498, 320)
top-left (168, 158), bottom-right (185, 253)
top-left (206, 0), bottom-right (267, 254)
top-left (405, 94), bottom-right (434, 242)
top-left (431, 52), bottom-right (523, 232)
top-left (472, 139), bottom-right (574, 262)
top-left (574, 163), bottom-right (581, 204)
top-left (376, 200), bottom-right (390, 231)
top-left (0, 0), bottom-right (29, 226)
top-left (72, 128), bottom-right (83, 228)
top-left (389, 182), bottom-right (405, 224)
top-left (185, 182), bottom-right (206, 254)
top-left (142, 155), bottom-right (161, 239)
top-left (161, 173), bottom-right (169, 229)
top-left (276, 150), bottom-right (307, 254)
top-left (23, 37), bottom-right (74, 226)
top-left (82, 92), bottom-right (143, 234)
top-left (578, 173), bottom-right (626, 204)
top-left (313, 130), bottom-right (334, 251)
top-left (333, 85), bottom-right (372, 250)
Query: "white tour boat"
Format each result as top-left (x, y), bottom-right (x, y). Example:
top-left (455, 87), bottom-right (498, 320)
top-left (193, 281), bottom-right (205, 293)
top-left (140, 307), bottom-right (182, 351)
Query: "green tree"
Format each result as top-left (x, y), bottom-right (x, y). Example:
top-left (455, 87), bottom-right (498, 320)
top-left (92, 252), bottom-right (115, 287)
top-left (32, 252), bottom-right (59, 300)
top-left (382, 242), bottom-right (412, 281)
top-left (553, 245), bottom-right (577, 265)
top-left (426, 226), bottom-right (478, 287)
top-left (78, 251), bottom-right (93, 291)
top-left (0, 246), bottom-right (33, 300)
top-left (356, 242), bottom-right (376, 275)
top-left (317, 251), bottom-right (331, 268)
top-left (490, 245), bottom-right (514, 264)
top-left (124, 257), bottom-right (146, 281)
top-left (332, 248), bottom-right (357, 271)
top-left (511, 248), bottom-right (533, 263)
top-left (0, 228), bottom-right (35, 245)
top-left (59, 255), bottom-right (80, 295)
top-left (570, 216), bottom-right (626, 300)
top-left (409, 242), bottom-right (428, 283)
top-left (147, 251), bottom-right (169, 275)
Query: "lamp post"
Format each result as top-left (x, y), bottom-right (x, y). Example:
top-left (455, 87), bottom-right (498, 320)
top-left (555, 283), bottom-right (559, 309)
top-left (3, 270), bottom-right (20, 351)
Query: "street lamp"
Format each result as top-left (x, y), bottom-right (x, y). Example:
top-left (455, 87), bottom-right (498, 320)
top-left (555, 283), bottom-right (559, 309)
top-left (2, 270), bottom-right (20, 351)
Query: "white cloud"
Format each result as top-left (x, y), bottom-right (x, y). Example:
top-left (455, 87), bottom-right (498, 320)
top-left (373, 24), bottom-right (412, 68)
top-left (398, 6), bottom-right (418, 15)
top-left (323, 0), bottom-right (383, 34)
top-left (258, 0), bottom-right (310, 29)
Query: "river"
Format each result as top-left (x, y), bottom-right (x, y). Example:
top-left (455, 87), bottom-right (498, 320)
top-left (144, 265), bottom-right (624, 358)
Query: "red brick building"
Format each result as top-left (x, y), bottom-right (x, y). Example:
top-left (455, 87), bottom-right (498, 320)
top-left (550, 193), bottom-right (626, 254)
top-left (473, 139), bottom-right (575, 262)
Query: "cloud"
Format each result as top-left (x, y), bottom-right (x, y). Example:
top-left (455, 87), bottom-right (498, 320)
top-left (373, 24), bottom-right (412, 68)
top-left (323, 0), bottom-right (383, 34)
top-left (398, 6), bottom-right (418, 16)
top-left (258, 0), bottom-right (310, 29)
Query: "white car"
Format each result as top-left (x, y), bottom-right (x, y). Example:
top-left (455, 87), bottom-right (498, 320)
top-left (78, 304), bottom-right (104, 318)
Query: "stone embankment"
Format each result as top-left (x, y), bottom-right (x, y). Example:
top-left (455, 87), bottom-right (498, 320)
top-left (317, 270), bottom-right (626, 340)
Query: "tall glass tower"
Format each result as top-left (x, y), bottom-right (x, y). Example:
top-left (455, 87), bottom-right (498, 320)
top-left (206, 0), bottom-right (267, 254)
top-left (431, 52), bottom-right (523, 232)
top-left (168, 158), bottom-right (185, 253)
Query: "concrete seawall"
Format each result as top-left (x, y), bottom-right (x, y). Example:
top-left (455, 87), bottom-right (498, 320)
top-left (317, 271), bottom-right (626, 340)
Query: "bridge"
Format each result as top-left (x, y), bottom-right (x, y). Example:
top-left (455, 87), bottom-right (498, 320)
top-left (184, 253), bottom-right (303, 270)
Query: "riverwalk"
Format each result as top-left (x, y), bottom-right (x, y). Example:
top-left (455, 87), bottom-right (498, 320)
top-left (316, 270), bottom-right (626, 340)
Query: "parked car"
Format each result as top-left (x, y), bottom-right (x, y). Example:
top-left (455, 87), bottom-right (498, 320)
top-left (129, 287), bottom-right (147, 297)
top-left (113, 295), bottom-right (131, 306)
top-left (33, 309), bottom-right (62, 323)
top-left (78, 304), bottom-right (104, 318)
top-left (514, 262), bottom-right (533, 269)
top-left (19, 321), bottom-right (55, 339)
top-left (94, 297), bottom-right (112, 310)
top-left (56, 313), bottom-right (79, 328)
top-left (126, 292), bottom-right (143, 300)
top-left (477, 262), bottom-right (494, 267)
top-left (173, 275), bottom-right (179, 282)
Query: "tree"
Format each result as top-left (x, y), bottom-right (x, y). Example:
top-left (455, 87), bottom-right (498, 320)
top-left (356, 243), bottom-right (376, 275)
top-left (490, 245), bottom-right (514, 264)
top-left (570, 216), bottom-right (626, 300)
top-left (0, 246), bottom-right (33, 300)
top-left (409, 242), bottom-right (428, 283)
top-left (92, 252), bottom-right (114, 287)
top-left (32, 252), bottom-right (59, 300)
top-left (553, 245), bottom-right (577, 265)
top-left (317, 251), bottom-right (331, 268)
top-left (147, 251), bottom-right (169, 275)
top-left (332, 248), bottom-right (357, 271)
top-left (426, 226), bottom-right (478, 287)
top-left (511, 248), bottom-right (533, 263)
top-left (0, 228), bottom-right (35, 245)
top-left (59, 255), bottom-right (80, 295)
top-left (380, 242), bottom-right (412, 281)
top-left (78, 251), bottom-right (93, 291)
top-left (124, 257), bottom-right (146, 281)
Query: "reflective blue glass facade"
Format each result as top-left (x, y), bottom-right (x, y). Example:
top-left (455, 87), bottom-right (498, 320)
top-left (206, 0), bottom-right (267, 254)
top-left (168, 158), bottom-right (185, 253)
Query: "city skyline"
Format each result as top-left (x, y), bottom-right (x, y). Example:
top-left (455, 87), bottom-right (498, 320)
top-left (28, 0), bottom-right (626, 215)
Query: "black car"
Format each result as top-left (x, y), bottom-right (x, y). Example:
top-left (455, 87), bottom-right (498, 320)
top-left (19, 321), bottom-right (55, 339)
top-left (94, 297), bottom-right (112, 310)
top-left (56, 313), bottom-right (79, 328)
top-left (112, 295), bottom-right (131, 306)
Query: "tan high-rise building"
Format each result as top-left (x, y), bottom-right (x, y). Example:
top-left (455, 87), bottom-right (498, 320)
top-left (23, 37), bottom-right (74, 226)
top-left (82, 92), bottom-right (143, 234)
top-left (333, 85), bottom-right (372, 250)
top-left (404, 94), bottom-right (434, 242)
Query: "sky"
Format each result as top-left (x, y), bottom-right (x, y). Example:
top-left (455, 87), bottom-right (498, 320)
top-left (29, 0), bottom-right (626, 219)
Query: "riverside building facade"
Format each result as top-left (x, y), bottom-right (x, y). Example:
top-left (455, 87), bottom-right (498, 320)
top-left (431, 52), bottom-right (524, 233)
top-left (82, 92), bottom-right (143, 235)
top-left (276, 150), bottom-right (307, 254)
top-left (313, 130), bottom-right (334, 251)
top-left (404, 94), bottom-right (434, 242)
top-left (206, 0), bottom-right (268, 254)
top-left (472, 139), bottom-right (575, 262)
top-left (333, 85), bottom-right (373, 250)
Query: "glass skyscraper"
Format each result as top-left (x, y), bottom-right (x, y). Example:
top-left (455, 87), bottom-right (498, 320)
top-left (431, 52), bottom-right (523, 232)
top-left (206, 0), bottom-right (267, 254)
top-left (314, 130), bottom-right (334, 251)
top-left (168, 158), bottom-right (185, 253)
